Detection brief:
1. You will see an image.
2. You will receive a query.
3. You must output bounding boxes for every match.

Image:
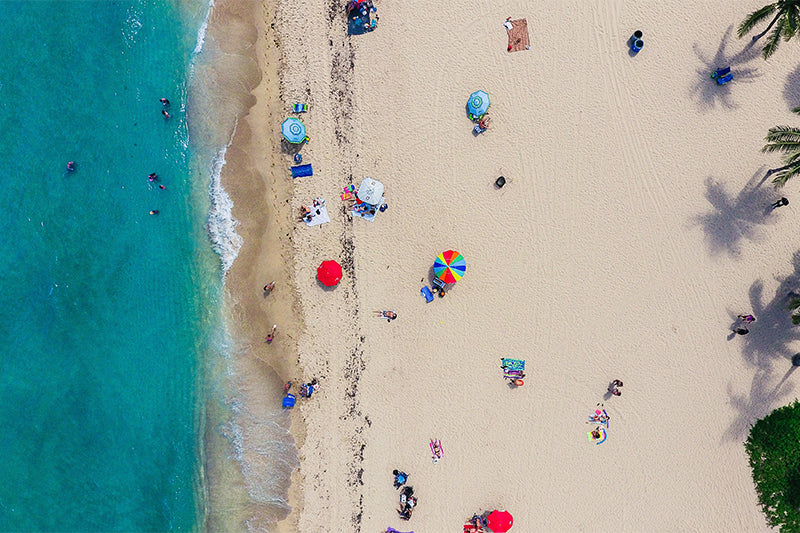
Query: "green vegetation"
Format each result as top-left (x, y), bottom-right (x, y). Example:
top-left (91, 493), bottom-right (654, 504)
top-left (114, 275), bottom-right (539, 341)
top-left (763, 108), bottom-right (800, 187)
top-left (738, 1), bottom-right (800, 59)
top-left (746, 400), bottom-right (800, 530)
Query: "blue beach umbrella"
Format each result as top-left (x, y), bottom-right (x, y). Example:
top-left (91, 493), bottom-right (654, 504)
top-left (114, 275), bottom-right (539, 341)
top-left (281, 117), bottom-right (307, 144)
top-left (467, 90), bottom-right (490, 119)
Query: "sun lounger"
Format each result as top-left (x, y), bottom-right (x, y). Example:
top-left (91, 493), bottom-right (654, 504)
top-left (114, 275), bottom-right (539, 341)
top-left (293, 103), bottom-right (308, 112)
top-left (712, 67), bottom-right (733, 85)
top-left (291, 164), bottom-right (313, 179)
top-left (716, 73), bottom-right (733, 85)
top-left (432, 277), bottom-right (446, 291)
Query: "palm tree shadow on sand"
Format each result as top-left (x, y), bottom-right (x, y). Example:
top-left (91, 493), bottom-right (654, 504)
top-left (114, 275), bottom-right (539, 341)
top-left (691, 25), bottom-right (761, 112)
top-left (692, 169), bottom-right (775, 257)
top-left (722, 254), bottom-right (800, 443)
top-left (783, 62), bottom-right (800, 109)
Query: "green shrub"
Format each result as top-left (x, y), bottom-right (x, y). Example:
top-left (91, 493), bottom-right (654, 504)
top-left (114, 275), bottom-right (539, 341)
top-left (746, 400), bottom-right (800, 530)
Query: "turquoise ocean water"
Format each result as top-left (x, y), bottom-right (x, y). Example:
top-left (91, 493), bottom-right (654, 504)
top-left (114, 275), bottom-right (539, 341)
top-left (0, 1), bottom-right (226, 530)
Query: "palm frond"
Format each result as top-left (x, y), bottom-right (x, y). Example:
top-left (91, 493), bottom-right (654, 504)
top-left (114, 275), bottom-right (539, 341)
top-left (793, 313), bottom-right (800, 325)
top-left (739, 4), bottom-right (778, 38)
top-left (763, 24), bottom-right (784, 58)
top-left (771, 163), bottom-right (800, 187)
top-left (792, 106), bottom-right (800, 114)
top-left (763, 126), bottom-right (800, 151)
top-left (788, 297), bottom-right (800, 313)
top-left (785, 5), bottom-right (800, 37)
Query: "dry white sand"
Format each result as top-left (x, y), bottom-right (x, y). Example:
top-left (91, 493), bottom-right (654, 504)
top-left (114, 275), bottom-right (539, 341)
top-left (225, 0), bottom-right (800, 530)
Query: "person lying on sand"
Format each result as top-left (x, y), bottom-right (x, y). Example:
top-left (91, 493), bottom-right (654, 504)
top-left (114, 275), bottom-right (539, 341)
top-left (374, 310), bottom-right (397, 322)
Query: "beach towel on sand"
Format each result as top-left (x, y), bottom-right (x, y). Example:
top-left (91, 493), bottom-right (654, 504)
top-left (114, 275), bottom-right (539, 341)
top-left (305, 205), bottom-right (330, 227)
top-left (507, 18), bottom-right (529, 52)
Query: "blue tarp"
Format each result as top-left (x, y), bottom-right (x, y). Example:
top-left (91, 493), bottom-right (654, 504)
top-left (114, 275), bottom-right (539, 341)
top-left (348, 10), bottom-right (376, 35)
top-left (291, 164), bottom-right (313, 179)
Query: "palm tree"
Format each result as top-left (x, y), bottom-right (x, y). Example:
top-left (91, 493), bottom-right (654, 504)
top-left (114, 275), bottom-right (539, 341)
top-left (737, 1), bottom-right (800, 59)
top-left (788, 296), bottom-right (800, 324)
top-left (763, 108), bottom-right (800, 187)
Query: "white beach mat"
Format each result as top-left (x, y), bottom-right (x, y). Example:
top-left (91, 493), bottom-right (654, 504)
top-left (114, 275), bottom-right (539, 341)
top-left (305, 205), bottom-right (330, 227)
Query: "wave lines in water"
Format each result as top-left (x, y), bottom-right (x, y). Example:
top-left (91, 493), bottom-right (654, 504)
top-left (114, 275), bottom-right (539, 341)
top-left (206, 120), bottom-right (243, 277)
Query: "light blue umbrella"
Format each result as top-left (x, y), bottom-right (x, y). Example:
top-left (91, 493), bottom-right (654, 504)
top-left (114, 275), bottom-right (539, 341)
top-left (467, 90), bottom-right (490, 119)
top-left (281, 117), bottom-right (307, 144)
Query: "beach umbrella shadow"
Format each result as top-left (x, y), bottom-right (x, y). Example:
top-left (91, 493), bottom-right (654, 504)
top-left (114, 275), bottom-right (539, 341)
top-left (690, 25), bottom-right (761, 112)
top-left (692, 169), bottom-right (774, 257)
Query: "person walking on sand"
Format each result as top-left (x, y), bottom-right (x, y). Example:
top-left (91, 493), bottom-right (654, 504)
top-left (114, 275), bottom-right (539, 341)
top-left (771, 197), bottom-right (789, 210)
top-left (738, 314), bottom-right (756, 324)
top-left (266, 324), bottom-right (277, 343)
top-left (263, 281), bottom-right (275, 294)
top-left (608, 379), bottom-right (623, 396)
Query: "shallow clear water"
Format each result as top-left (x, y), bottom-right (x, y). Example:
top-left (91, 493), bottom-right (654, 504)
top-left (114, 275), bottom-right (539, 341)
top-left (0, 1), bottom-right (217, 530)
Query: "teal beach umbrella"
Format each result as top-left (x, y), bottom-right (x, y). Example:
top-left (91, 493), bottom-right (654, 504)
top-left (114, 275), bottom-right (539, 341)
top-left (467, 90), bottom-right (490, 119)
top-left (281, 117), bottom-right (307, 144)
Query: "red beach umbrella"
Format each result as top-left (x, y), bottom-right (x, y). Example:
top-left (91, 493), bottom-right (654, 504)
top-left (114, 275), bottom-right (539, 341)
top-left (487, 510), bottom-right (513, 532)
top-left (317, 260), bottom-right (342, 287)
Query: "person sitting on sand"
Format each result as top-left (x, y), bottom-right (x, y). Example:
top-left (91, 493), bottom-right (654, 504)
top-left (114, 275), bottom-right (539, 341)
top-left (266, 324), bottom-right (277, 343)
top-left (478, 116), bottom-right (491, 130)
top-left (393, 469), bottom-right (408, 489)
top-left (591, 429), bottom-right (602, 440)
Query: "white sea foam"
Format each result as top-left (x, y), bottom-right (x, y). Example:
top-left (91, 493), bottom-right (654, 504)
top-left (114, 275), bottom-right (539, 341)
top-left (206, 121), bottom-right (243, 277)
top-left (193, 0), bottom-right (214, 55)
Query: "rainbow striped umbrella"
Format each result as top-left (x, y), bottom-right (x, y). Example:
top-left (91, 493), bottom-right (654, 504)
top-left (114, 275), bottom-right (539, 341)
top-left (434, 250), bottom-right (466, 283)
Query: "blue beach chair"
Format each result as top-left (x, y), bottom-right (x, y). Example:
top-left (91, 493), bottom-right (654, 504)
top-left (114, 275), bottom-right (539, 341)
top-left (711, 67), bottom-right (733, 85)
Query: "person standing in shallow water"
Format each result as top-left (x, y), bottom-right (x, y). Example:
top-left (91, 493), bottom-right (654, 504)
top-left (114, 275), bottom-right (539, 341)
top-left (266, 324), bottom-right (277, 343)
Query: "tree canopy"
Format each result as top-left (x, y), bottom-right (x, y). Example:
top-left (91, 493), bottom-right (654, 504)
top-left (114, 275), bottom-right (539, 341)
top-left (746, 400), bottom-right (800, 530)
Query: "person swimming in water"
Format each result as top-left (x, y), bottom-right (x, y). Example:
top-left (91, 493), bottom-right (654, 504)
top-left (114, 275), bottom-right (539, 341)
top-left (162, 109), bottom-right (171, 119)
top-left (160, 98), bottom-right (170, 106)
top-left (66, 161), bottom-right (76, 172)
top-left (149, 210), bottom-right (159, 215)
top-left (148, 173), bottom-right (158, 182)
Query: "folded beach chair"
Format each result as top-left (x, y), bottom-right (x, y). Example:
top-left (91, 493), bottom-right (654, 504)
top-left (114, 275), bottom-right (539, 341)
top-left (293, 103), bottom-right (308, 113)
top-left (291, 164), bottom-right (313, 179)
